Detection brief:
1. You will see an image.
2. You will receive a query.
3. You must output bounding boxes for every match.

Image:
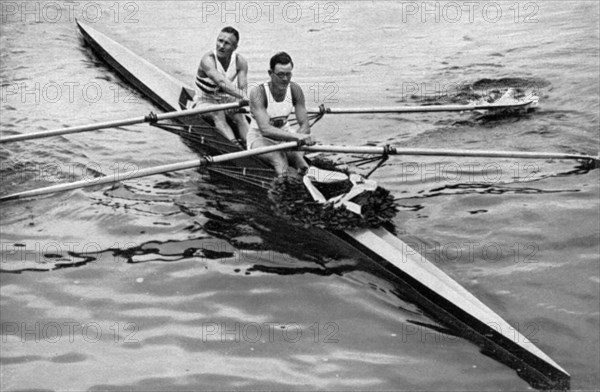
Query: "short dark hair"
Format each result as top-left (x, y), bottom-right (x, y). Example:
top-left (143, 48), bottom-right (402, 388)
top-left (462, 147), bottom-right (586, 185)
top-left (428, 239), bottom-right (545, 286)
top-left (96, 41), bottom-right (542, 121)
top-left (221, 26), bottom-right (239, 43)
top-left (270, 52), bottom-right (294, 71)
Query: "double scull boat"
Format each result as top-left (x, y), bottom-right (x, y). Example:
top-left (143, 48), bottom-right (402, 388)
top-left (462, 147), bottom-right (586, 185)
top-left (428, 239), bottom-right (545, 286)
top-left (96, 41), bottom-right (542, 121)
top-left (75, 21), bottom-right (569, 389)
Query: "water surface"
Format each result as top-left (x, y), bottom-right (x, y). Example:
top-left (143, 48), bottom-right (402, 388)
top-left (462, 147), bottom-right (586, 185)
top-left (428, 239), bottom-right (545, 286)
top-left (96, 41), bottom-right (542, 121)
top-left (1, 1), bottom-right (599, 390)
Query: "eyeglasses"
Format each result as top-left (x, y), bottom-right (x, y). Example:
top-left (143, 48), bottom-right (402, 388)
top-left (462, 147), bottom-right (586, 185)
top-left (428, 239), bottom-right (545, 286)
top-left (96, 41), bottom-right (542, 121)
top-left (273, 71), bottom-right (293, 80)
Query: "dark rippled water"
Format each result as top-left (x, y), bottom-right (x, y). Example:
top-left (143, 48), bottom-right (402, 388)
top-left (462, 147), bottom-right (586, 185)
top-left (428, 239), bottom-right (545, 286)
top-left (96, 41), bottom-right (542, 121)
top-left (1, 1), bottom-right (598, 390)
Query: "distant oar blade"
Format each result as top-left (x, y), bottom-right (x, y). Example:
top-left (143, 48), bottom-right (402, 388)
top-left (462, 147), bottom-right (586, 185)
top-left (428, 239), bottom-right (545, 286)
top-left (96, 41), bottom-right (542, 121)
top-left (0, 101), bottom-right (247, 144)
top-left (0, 141), bottom-right (298, 202)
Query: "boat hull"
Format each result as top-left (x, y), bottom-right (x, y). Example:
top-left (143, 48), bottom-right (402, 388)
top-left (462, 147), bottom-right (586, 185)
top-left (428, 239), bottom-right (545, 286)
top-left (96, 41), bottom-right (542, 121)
top-left (76, 20), bottom-right (569, 389)
top-left (335, 228), bottom-right (569, 389)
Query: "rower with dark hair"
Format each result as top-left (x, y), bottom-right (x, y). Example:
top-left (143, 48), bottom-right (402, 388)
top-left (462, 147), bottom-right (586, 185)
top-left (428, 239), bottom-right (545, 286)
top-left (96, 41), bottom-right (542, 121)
top-left (193, 26), bottom-right (249, 146)
top-left (248, 51), bottom-right (313, 176)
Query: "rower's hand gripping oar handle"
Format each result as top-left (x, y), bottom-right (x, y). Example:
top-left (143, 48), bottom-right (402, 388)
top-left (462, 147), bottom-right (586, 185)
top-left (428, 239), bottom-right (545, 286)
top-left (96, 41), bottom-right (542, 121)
top-left (143, 111), bottom-right (160, 124)
top-left (126, 98), bottom-right (249, 125)
top-left (296, 133), bottom-right (316, 147)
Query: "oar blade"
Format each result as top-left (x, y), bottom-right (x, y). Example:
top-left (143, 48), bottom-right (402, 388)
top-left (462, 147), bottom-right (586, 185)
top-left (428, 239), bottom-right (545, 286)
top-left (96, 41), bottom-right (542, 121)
top-left (579, 157), bottom-right (600, 170)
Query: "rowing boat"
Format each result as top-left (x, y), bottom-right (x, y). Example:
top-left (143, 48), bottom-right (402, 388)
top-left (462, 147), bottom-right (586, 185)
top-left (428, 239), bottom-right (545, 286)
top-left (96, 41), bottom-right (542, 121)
top-left (76, 19), bottom-right (569, 390)
top-left (76, 20), bottom-right (569, 389)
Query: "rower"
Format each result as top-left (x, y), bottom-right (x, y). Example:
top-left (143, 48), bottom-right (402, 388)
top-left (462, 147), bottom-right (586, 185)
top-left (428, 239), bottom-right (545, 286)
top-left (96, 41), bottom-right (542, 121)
top-left (248, 51), bottom-right (314, 176)
top-left (192, 26), bottom-right (249, 147)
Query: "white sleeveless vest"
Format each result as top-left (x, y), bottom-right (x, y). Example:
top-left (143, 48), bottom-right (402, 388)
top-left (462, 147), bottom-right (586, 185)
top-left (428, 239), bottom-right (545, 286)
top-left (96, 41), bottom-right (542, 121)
top-left (195, 50), bottom-right (238, 100)
top-left (246, 83), bottom-right (295, 149)
top-left (263, 82), bottom-right (293, 130)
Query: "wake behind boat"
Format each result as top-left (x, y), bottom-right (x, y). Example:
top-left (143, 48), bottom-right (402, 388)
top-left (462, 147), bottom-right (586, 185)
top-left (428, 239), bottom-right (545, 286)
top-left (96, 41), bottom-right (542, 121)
top-left (3, 20), bottom-right (570, 389)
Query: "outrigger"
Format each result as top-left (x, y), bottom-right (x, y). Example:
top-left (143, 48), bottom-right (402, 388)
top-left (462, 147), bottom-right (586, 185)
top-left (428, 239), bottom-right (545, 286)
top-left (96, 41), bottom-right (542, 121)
top-left (4, 21), bottom-right (594, 390)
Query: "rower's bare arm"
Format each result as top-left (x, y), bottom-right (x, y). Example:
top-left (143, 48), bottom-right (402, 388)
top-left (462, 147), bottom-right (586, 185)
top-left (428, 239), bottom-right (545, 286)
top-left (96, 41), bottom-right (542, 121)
top-left (292, 83), bottom-right (310, 135)
top-left (250, 87), bottom-right (305, 142)
top-left (236, 55), bottom-right (249, 99)
top-left (200, 55), bottom-right (244, 100)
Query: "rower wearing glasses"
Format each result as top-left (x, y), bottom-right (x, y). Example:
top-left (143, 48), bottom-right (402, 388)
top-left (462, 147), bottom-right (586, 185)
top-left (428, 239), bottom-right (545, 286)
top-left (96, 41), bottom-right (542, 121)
top-left (193, 26), bottom-right (249, 147)
top-left (248, 52), bottom-right (314, 176)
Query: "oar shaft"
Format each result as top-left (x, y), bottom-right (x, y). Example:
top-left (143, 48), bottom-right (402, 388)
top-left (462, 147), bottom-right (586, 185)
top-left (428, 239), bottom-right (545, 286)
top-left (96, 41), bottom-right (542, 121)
top-left (1, 116), bottom-right (146, 143)
top-left (0, 102), bottom-right (244, 144)
top-left (306, 101), bottom-right (533, 115)
top-left (238, 101), bottom-right (533, 116)
top-left (156, 102), bottom-right (243, 120)
top-left (303, 145), bottom-right (389, 154)
top-left (388, 148), bottom-right (597, 161)
top-left (207, 141), bottom-right (299, 164)
top-left (0, 159), bottom-right (203, 202)
top-left (0, 141), bottom-right (299, 202)
top-left (302, 145), bottom-right (598, 162)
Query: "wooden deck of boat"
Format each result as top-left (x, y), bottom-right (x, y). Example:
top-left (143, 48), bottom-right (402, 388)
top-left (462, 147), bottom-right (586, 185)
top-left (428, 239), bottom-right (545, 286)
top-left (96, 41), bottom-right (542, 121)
top-left (76, 20), bottom-right (570, 389)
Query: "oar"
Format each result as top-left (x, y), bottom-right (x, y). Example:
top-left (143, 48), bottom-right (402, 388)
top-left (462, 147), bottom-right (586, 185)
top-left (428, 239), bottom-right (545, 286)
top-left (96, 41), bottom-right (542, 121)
top-left (0, 141), bottom-right (299, 202)
top-left (236, 99), bottom-right (536, 117)
top-left (304, 100), bottom-right (535, 115)
top-left (302, 145), bottom-right (600, 167)
top-left (0, 101), bottom-right (247, 144)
